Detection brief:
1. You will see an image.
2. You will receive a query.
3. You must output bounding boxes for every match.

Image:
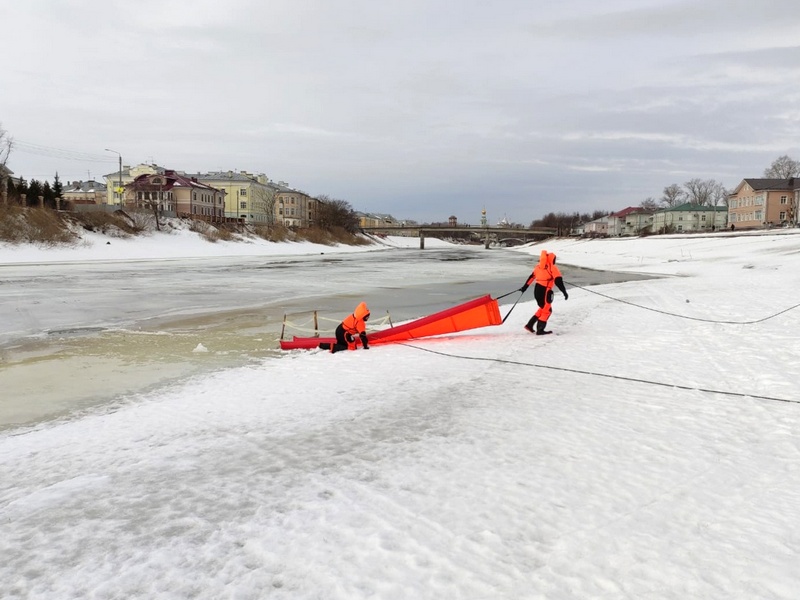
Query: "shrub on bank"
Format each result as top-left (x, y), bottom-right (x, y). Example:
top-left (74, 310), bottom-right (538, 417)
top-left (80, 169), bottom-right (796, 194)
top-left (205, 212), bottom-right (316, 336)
top-left (0, 207), bottom-right (373, 247)
top-left (71, 211), bottom-right (141, 237)
top-left (0, 206), bottom-right (77, 245)
top-left (188, 219), bottom-right (238, 243)
top-left (295, 226), bottom-right (371, 246)
top-left (252, 224), bottom-right (294, 243)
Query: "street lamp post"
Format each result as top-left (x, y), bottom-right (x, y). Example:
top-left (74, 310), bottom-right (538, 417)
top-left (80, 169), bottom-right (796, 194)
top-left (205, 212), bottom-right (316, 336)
top-left (105, 148), bottom-right (123, 207)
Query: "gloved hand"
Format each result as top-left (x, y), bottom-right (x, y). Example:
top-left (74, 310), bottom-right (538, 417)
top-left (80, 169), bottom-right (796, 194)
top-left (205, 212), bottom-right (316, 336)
top-left (519, 283), bottom-right (529, 293)
top-left (563, 292), bottom-right (569, 300)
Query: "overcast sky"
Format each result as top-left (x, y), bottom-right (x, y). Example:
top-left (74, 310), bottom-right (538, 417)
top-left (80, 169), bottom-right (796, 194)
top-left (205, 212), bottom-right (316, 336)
top-left (2, 0), bottom-right (800, 225)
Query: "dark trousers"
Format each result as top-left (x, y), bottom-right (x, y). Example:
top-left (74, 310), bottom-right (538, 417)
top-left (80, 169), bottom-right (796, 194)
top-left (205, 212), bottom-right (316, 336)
top-left (533, 284), bottom-right (554, 323)
top-left (332, 324), bottom-right (354, 353)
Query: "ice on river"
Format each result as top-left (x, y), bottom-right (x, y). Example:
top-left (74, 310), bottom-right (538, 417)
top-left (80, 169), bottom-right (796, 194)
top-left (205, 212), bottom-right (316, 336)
top-left (2, 229), bottom-right (800, 599)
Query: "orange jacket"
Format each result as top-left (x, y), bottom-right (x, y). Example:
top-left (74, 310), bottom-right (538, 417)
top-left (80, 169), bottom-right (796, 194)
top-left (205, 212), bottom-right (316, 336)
top-left (342, 302), bottom-right (370, 337)
top-left (534, 251), bottom-right (561, 289)
top-left (526, 250), bottom-right (566, 294)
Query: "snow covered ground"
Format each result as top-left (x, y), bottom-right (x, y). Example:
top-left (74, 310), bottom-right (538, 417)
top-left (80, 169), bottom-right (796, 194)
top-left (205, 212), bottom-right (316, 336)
top-left (2, 229), bottom-right (800, 599)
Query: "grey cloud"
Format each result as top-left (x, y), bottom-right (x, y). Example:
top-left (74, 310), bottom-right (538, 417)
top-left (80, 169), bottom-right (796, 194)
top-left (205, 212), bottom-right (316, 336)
top-left (529, 0), bottom-right (800, 39)
top-left (4, 0), bottom-right (800, 224)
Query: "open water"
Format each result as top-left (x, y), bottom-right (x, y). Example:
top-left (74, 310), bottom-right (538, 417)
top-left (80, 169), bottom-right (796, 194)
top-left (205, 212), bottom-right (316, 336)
top-left (0, 246), bottom-right (652, 429)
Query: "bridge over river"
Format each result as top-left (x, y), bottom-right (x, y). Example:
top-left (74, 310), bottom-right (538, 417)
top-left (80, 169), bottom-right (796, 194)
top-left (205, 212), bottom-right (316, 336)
top-left (361, 225), bottom-right (557, 248)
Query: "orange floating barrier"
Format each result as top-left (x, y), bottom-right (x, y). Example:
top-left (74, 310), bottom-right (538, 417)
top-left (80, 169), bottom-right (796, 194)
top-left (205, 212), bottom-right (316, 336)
top-left (279, 295), bottom-right (503, 350)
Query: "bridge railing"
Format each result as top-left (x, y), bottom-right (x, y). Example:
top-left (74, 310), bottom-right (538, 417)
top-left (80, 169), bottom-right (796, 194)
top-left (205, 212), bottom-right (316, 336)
top-left (361, 225), bottom-right (557, 235)
top-left (361, 225), bottom-right (557, 249)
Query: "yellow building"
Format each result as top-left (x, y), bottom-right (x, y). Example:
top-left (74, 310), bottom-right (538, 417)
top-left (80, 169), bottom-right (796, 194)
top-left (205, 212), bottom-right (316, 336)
top-left (103, 163), bottom-right (163, 206)
top-left (193, 171), bottom-right (276, 225)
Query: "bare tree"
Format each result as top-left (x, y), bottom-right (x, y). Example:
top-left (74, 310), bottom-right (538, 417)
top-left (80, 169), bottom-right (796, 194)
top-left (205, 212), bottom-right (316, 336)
top-left (127, 177), bottom-right (162, 231)
top-left (0, 126), bottom-right (11, 165)
top-left (661, 184), bottom-right (685, 207)
top-left (0, 123), bottom-right (13, 206)
top-left (710, 181), bottom-right (729, 207)
top-left (251, 185), bottom-right (276, 225)
top-left (683, 178), bottom-right (723, 206)
top-left (640, 197), bottom-right (659, 211)
top-left (763, 155), bottom-right (800, 178)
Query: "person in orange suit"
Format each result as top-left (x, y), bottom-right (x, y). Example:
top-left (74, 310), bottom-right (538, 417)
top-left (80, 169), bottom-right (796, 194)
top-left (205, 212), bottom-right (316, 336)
top-left (520, 250), bottom-right (568, 335)
top-left (319, 301), bottom-right (371, 353)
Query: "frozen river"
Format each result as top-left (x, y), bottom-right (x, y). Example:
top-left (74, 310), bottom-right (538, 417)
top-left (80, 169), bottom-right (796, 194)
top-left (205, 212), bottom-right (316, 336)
top-left (0, 246), bottom-right (650, 428)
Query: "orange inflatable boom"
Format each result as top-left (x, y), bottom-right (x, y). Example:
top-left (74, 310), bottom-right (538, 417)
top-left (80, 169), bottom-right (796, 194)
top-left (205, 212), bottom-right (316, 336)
top-left (280, 294), bottom-right (503, 350)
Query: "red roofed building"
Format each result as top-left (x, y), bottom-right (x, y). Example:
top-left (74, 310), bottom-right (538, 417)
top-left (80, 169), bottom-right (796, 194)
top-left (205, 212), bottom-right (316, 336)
top-left (126, 170), bottom-right (225, 222)
top-left (609, 206), bottom-right (654, 236)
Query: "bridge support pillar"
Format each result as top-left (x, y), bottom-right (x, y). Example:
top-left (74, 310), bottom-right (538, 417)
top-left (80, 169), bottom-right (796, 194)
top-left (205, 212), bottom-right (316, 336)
top-left (484, 231), bottom-right (490, 249)
top-left (420, 234), bottom-right (425, 250)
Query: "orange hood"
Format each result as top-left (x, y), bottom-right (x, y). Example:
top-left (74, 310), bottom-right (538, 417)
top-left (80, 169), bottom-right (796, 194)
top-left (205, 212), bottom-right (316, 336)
top-left (537, 250), bottom-right (556, 269)
top-left (354, 302), bottom-right (370, 320)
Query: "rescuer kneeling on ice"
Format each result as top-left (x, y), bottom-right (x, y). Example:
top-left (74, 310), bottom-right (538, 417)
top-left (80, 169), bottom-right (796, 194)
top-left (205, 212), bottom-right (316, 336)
top-left (520, 250), bottom-right (568, 335)
top-left (319, 302), bottom-right (371, 353)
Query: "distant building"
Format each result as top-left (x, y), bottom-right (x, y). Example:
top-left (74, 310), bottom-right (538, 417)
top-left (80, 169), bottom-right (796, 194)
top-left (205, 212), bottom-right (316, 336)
top-left (0, 164), bottom-right (14, 205)
top-left (584, 215), bottom-right (609, 237)
top-left (273, 182), bottom-right (316, 228)
top-left (0, 164), bottom-right (10, 178)
top-left (103, 163), bottom-right (165, 206)
top-left (191, 170), bottom-right (276, 225)
top-left (358, 212), bottom-right (399, 228)
top-left (126, 170), bottom-right (224, 221)
top-left (728, 178), bottom-right (799, 229)
top-left (651, 203), bottom-right (727, 233)
top-left (606, 206), bottom-right (654, 236)
top-left (607, 207), bottom-right (652, 236)
top-left (62, 180), bottom-right (107, 205)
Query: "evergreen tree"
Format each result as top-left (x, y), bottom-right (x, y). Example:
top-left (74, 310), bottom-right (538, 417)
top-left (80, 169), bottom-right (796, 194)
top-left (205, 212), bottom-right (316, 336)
top-left (43, 181), bottom-right (56, 209)
top-left (27, 179), bottom-right (42, 206)
top-left (14, 178), bottom-right (28, 205)
top-left (53, 172), bottom-right (63, 200)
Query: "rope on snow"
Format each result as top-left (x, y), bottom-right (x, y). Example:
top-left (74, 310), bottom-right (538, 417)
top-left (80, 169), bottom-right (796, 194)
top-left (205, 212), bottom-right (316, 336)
top-left (395, 342), bottom-right (798, 406)
top-left (565, 281), bottom-right (800, 325)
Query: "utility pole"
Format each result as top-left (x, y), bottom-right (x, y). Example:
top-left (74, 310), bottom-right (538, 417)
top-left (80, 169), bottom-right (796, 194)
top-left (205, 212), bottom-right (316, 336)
top-left (105, 148), bottom-right (123, 207)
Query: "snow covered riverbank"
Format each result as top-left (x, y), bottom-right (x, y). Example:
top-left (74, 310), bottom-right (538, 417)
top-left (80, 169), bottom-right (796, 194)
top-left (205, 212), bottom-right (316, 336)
top-left (2, 230), bottom-right (800, 599)
top-left (0, 225), bottom-right (453, 265)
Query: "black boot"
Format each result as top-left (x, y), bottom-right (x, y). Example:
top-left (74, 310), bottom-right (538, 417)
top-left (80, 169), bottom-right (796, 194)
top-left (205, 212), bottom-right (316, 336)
top-left (318, 343), bottom-right (331, 350)
top-left (536, 320), bottom-right (552, 335)
top-left (524, 316), bottom-right (537, 333)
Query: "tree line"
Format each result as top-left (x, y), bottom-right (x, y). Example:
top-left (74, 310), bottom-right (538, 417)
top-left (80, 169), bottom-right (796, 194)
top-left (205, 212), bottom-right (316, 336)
top-left (4, 174), bottom-right (64, 208)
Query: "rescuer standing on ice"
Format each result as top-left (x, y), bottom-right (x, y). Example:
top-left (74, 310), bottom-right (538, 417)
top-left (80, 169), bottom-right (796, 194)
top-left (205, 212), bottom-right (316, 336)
top-left (520, 250), bottom-right (568, 335)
